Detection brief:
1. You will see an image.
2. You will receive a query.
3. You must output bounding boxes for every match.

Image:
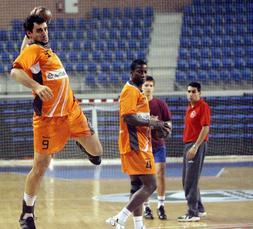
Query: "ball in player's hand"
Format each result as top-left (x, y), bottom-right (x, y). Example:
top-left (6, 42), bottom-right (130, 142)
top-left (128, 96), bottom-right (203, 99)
top-left (154, 122), bottom-right (172, 139)
top-left (30, 6), bottom-right (52, 23)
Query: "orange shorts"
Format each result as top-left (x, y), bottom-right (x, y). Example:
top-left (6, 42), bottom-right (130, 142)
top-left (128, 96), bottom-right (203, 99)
top-left (121, 150), bottom-right (156, 175)
top-left (33, 101), bottom-right (93, 154)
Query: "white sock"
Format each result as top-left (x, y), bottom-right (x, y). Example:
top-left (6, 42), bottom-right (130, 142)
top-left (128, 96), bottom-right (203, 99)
top-left (157, 195), bottom-right (165, 208)
top-left (133, 216), bottom-right (143, 229)
top-left (22, 193), bottom-right (37, 219)
top-left (116, 207), bottom-right (131, 224)
top-left (24, 193), bottom-right (37, 206)
top-left (143, 201), bottom-right (150, 208)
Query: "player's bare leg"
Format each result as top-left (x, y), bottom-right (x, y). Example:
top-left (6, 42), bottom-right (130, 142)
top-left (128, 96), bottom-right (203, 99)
top-left (156, 162), bottom-right (167, 220)
top-left (75, 134), bottom-right (103, 165)
top-left (20, 153), bottom-right (52, 229)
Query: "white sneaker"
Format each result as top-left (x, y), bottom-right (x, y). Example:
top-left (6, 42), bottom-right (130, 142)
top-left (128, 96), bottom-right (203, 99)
top-left (198, 211), bottom-right (207, 217)
top-left (177, 214), bottom-right (200, 222)
top-left (106, 217), bottom-right (125, 229)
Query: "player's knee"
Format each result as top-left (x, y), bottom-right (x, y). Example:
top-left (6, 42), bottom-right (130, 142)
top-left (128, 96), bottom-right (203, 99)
top-left (143, 179), bottom-right (157, 194)
top-left (130, 179), bottom-right (142, 194)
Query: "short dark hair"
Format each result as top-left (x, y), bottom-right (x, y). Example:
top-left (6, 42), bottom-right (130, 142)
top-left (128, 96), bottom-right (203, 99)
top-left (188, 81), bottom-right (201, 91)
top-left (145, 75), bottom-right (155, 85)
top-left (24, 14), bottom-right (46, 33)
top-left (130, 59), bottom-right (147, 71)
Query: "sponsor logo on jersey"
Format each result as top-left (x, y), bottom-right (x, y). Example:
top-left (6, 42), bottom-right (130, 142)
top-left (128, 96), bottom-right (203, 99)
top-left (46, 68), bottom-right (68, 80)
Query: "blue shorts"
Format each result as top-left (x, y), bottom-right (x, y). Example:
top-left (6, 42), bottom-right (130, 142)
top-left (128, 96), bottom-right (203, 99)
top-left (153, 145), bottom-right (166, 163)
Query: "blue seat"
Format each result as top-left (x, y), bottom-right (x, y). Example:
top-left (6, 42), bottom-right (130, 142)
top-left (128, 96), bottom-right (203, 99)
top-left (209, 69), bottom-right (219, 81)
top-left (175, 70), bottom-right (186, 83)
top-left (122, 18), bottom-right (133, 28)
top-left (189, 59), bottom-right (200, 69)
top-left (55, 19), bottom-right (65, 29)
top-left (124, 7), bottom-right (133, 18)
top-left (111, 18), bottom-right (122, 28)
top-left (190, 48), bottom-right (201, 58)
top-left (233, 36), bottom-right (244, 45)
top-left (246, 46), bottom-right (253, 56)
top-left (131, 28), bottom-right (142, 39)
top-left (143, 18), bottom-right (153, 27)
top-left (97, 73), bottom-right (108, 85)
top-left (87, 30), bottom-right (98, 40)
top-left (191, 37), bottom-right (201, 47)
top-left (199, 59), bottom-right (211, 69)
top-left (64, 63), bottom-right (74, 72)
top-left (85, 74), bottom-right (96, 86)
top-left (128, 40), bottom-right (139, 49)
top-left (198, 70), bottom-right (208, 82)
top-left (200, 48), bottom-right (211, 58)
top-left (87, 62), bottom-right (98, 72)
top-left (241, 68), bottom-right (251, 80)
top-left (72, 40), bottom-right (81, 50)
top-left (201, 37), bottom-right (212, 47)
top-left (60, 40), bottom-right (71, 50)
top-left (109, 72), bottom-right (120, 85)
top-left (75, 62), bottom-right (85, 72)
top-left (244, 35), bottom-right (253, 46)
top-left (187, 71), bottom-right (197, 81)
top-left (234, 58), bottom-right (246, 68)
top-left (80, 51), bottom-right (90, 62)
top-left (222, 58), bottom-right (234, 68)
top-left (109, 29), bottom-right (120, 39)
top-left (145, 7), bottom-right (154, 17)
top-left (211, 59), bottom-right (223, 68)
top-left (121, 72), bottom-right (129, 82)
top-left (178, 59), bottom-right (189, 70)
top-left (103, 50), bottom-right (114, 61)
top-left (92, 50), bottom-right (103, 62)
top-left (102, 8), bottom-right (112, 18)
top-left (137, 50), bottom-right (146, 59)
top-left (107, 40), bottom-right (117, 50)
top-left (120, 29), bottom-right (130, 39)
top-left (118, 40), bottom-right (128, 49)
top-left (233, 47), bottom-right (245, 57)
top-left (68, 51), bottom-right (79, 62)
top-left (179, 48), bottom-right (189, 59)
top-left (134, 7), bottom-right (144, 18)
top-left (230, 69), bottom-right (242, 81)
top-left (0, 52), bottom-right (11, 63)
top-left (113, 8), bottom-right (122, 18)
top-left (95, 40), bottom-right (107, 51)
top-left (133, 19), bottom-right (143, 28)
top-left (246, 58), bottom-right (253, 68)
top-left (83, 40), bottom-right (93, 50)
top-left (91, 8), bottom-right (100, 19)
top-left (126, 50), bottom-right (137, 60)
top-left (112, 62), bottom-right (124, 72)
top-left (139, 39), bottom-right (149, 49)
top-left (64, 30), bottom-right (75, 39)
top-left (57, 51), bottom-right (68, 62)
top-left (115, 50), bottom-right (126, 60)
top-left (66, 18), bottom-right (76, 29)
top-left (100, 62), bottom-right (111, 72)
top-left (100, 19), bottom-right (111, 29)
top-left (220, 70), bottom-right (231, 81)
top-left (78, 18), bottom-right (87, 29)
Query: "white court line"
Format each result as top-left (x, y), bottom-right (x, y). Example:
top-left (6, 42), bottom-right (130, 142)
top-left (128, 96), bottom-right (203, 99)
top-left (216, 167), bottom-right (225, 177)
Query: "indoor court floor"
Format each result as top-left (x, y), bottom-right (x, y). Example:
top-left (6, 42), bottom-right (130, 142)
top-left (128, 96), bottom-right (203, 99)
top-left (1, 161), bottom-right (253, 229)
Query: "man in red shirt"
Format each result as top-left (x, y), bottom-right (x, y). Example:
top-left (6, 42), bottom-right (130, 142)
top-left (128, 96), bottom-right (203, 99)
top-left (178, 82), bottom-right (211, 222)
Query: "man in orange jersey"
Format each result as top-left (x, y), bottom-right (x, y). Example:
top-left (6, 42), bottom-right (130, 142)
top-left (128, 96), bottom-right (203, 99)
top-left (10, 15), bottom-right (103, 229)
top-left (177, 82), bottom-right (211, 222)
top-left (106, 59), bottom-right (171, 229)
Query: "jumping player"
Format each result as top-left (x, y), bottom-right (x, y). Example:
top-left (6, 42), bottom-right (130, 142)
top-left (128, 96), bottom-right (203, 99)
top-left (11, 15), bottom-right (103, 229)
top-left (106, 59), bottom-right (171, 229)
top-left (142, 76), bottom-right (172, 220)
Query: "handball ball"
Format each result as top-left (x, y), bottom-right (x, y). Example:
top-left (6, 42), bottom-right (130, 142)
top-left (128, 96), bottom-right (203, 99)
top-left (30, 6), bottom-right (52, 23)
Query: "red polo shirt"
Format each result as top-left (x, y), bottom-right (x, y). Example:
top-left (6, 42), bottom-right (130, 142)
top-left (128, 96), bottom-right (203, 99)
top-left (183, 99), bottom-right (211, 143)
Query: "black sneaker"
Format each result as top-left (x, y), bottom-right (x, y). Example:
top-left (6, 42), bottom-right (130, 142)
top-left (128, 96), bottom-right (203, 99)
top-left (157, 205), bottom-right (167, 220)
top-left (144, 206), bottom-right (154, 220)
top-left (76, 141), bottom-right (101, 165)
top-left (177, 214), bottom-right (200, 222)
top-left (19, 215), bottom-right (36, 229)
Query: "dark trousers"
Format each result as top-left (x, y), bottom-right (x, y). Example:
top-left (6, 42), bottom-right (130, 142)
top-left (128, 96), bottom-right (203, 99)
top-left (182, 142), bottom-right (207, 216)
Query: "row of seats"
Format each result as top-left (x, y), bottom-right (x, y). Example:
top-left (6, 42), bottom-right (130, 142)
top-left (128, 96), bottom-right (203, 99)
top-left (182, 25), bottom-right (253, 36)
top-left (91, 6), bottom-right (154, 19)
top-left (183, 15), bottom-right (253, 25)
top-left (176, 68), bottom-right (252, 82)
top-left (178, 58), bottom-right (253, 69)
top-left (179, 47), bottom-right (253, 59)
top-left (180, 36), bottom-right (253, 47)
top-left (184, 4), bottom-right (253, 15)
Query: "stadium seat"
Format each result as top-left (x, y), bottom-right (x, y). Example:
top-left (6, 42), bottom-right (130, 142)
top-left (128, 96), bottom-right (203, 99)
top-left (97, 73), bottom-right (108, 85)
top-left (103, 50), bottom-right (114, 62)
top-left (107, 40), bottom-right (117, 50)
top-left (68, 51), bottom-right (79, 62)
top-left (75, 62), bottom-right (86, 72)
top-left (113, 7), bottom-right (122, 18)
top-left (190, 48), bottom-right (201, 58)
top-left (100, 62), bottom-right (111, 72)
top-left (144, 7), bottom-right (154, 17)
top-left (85, 74), bottom-right (96, 86)
top-left (66, 18), bottom-right (77, 29)
top-left (102, 8), bottom-right (112, 18)
top-left (87, 62), bottom-right (98, 73)
top-left (111, 18), bottom-right (122, 28)
top-left (134, 7), bottom-right (144, 18)
top-left (109, 72), bottom-right (120, 85)
top-left (92, 50), bottom-right (103, 62)
top-left (112, 62), bottom-right (124, 72)
top-left (95, 40), bottom-right (107, 51)
top-left (115, 50), bottom-right (126, 60)
top-left (121, 72), bottom-right (130, 82)
top-left (80, 51), bottom-right (90, 62)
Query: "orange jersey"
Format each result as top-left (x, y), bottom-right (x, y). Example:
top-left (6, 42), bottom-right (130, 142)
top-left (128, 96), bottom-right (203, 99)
top-left (13, 44), bottom-right (74, 117)
top-left (118, 82), bottom-right (152, 154)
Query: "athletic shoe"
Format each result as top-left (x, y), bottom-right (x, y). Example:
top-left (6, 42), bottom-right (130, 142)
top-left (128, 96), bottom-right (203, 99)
top-left (157, 205), bottom-right (167, 220)
top-left (105, 216), bottom-right (125, 229)
top-left (198, 211), bottom-right (207, 217)
top-left (144, 206), bottom-right (154, 220)
top-left (177, 214), bottom-right (200, 222)
top-left (76, 141), bottom-right (101, 165)
top-left (19, 216), bottom-right (36, 229)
